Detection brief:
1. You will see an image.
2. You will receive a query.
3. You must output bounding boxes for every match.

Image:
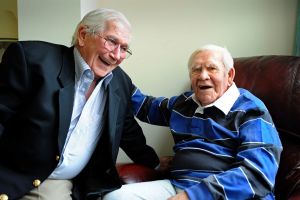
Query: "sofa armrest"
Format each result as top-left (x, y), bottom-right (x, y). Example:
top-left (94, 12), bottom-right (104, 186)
top-left (116, 163), bottom-right (161, 184)
top-left (116, 156), bottom-right (173, 184)
top-left (289, 186), bottom-right (300, 200)
top-left (285, 161), bottom-right (300, 199)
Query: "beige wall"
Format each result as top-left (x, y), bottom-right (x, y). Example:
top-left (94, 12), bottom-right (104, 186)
top-left (5, 0), bottom-right (298, 162)
top-left (0, 0), bottom-right (17, 62)
top-left (0, 0), bottom-right (17, 40)
top-left (99, 0), bottom-right (298, 162)
top-left (17, 0), bottom-right (101, 46)
top-left (17, 0), bottom-right (81, 46)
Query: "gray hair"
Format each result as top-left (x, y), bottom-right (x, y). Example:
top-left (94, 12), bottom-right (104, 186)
top-left (187, 44), bottom-right (234, 73)
top-left (71, 8), bottom-right (132, 46)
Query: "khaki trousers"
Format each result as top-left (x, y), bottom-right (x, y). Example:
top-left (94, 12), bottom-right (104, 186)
top-left (19, 179), bottom-right (73, 200)
top-left (102, 179), bottom-right (177, 200)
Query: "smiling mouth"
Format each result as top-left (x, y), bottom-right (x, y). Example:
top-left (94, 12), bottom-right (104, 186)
top-left (199, 85), bottom-right (212, 90)
top-left (99, 56), bottom-right (111, 66)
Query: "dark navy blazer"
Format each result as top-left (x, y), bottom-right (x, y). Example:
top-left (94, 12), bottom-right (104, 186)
top-left (0, 41), bottom-right (159, 200)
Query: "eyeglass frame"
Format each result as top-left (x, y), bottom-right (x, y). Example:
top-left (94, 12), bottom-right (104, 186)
top-left (95, 33), bottom-right (132, 59)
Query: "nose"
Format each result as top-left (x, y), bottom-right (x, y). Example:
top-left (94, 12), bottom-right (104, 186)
top-left (110, 44), bottom-right (121, 60)
top-left (197, 69), bottom-right (210, 80)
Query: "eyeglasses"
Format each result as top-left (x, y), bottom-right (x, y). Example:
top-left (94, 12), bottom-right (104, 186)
top-left (96, 34), bottom-right (132, 59)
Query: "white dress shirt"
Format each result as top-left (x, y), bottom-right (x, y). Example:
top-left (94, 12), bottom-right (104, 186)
top-left (49, 48), bottom-right (112, 179)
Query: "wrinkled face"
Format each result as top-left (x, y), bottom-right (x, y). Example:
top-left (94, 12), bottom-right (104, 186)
top-left (190, 50), bottom-right (235, 106)
top-left (77, 20), bottom-right (131, 78)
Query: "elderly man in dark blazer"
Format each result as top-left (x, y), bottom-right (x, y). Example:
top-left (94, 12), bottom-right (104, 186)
top-left (0, 8), bottom-right (159, 200)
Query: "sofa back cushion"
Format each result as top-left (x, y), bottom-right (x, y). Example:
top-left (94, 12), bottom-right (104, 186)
top-left (234, 56), bottom-right (300, 199)
top-left (234, 56), bottom-right (300, 137)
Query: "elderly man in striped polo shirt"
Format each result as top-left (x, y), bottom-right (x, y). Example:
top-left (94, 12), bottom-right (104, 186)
top-left (103, 44), bottom-right (282, 200)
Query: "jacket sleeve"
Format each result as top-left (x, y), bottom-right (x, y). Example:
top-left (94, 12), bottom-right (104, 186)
top-left (0, 42), bottom-right (29, 139)
top-left (119, 107), bottom-right (160, 169)
top-left (118, 80), bottom-right (160, 169)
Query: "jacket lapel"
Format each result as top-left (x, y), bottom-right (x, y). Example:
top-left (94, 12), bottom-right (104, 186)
top-left (57, 47), bottom-right (75, 153)
top-left (107, 80), bottom-right (120, 154)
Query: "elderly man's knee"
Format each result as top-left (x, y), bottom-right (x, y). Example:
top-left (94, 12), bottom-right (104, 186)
top-left (102, 187), bottom-right (136, 200)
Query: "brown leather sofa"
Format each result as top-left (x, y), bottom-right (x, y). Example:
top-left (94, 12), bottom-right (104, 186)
top-left (117, 55), bottom-right (300, 200)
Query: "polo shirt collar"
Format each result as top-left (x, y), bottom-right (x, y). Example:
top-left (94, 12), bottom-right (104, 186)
top-left (188, 83), bottom-right (240, 115)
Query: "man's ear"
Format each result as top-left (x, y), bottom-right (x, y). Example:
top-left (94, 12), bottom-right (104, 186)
top-left (227, 67), bottom-right (235, 86)
top-left (77, 26), bottom-right (88, 46)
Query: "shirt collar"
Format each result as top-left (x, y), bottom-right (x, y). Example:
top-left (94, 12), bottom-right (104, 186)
top-left (102, 72), bottom-right (113, 89)
top-left (188, 83), bottom-right (240, 115)
top-left (74, 48), bottom-right (91, 82)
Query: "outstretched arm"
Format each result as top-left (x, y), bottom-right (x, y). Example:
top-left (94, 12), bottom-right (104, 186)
top-left (131, 87), bottom-right (173, 126)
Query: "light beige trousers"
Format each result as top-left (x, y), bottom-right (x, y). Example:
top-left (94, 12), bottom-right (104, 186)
top-left (19, 179), bottom-right (73, 200)
top-left (102, 179), bottom-right (178, 200)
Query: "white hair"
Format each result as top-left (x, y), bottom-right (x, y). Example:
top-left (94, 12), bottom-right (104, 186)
top-left (71, 8), bottom-right (132, 46)
top-left (187, 44), bottom-right (234, 73)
